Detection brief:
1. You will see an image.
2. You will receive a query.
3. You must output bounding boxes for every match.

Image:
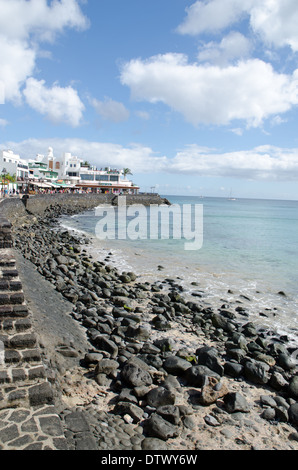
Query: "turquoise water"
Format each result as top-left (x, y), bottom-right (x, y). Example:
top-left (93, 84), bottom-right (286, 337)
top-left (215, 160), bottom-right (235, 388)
top-left (61, 196), bottom-right (298, 340)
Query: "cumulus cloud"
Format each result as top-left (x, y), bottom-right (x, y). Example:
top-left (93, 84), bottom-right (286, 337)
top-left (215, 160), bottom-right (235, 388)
top-left (177, 0), bottom-right (252, 36)
top-left (169, 144), bottom-right (298, 181)
top-left (4, 138), bottom-right (298, 182)
top-left (23, 78), bottom-right (85, 127)
top-left (0, 36), bottom-right (36, 104)
top-left (0, 0), bottom-right (88, 118)
top-left (120, 53), bottom-right (298, 128)
top-left (178, 0), bottom-right (298, 52)
top-left (197, 31), bottom-right (252, 65)
top-left (0, 0), bottom-right (89, 43)
top-left (2, 138), bottom-right (168, 174)
top-left (91, 97), bottom-right (130, 123)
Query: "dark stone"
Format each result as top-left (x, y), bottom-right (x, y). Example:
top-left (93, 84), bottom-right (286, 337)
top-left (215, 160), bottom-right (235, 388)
top-left (157, 405), bottom-right (181, 425)
top-left (244, 360), bottom-right (270, 385)
top-left (278, 353), bottom-right (296, 371)
top-left (113, 402), bottom-right (144, 423)
top-left (29, 382), bottom-right (54, 406)
top-left (162, 355), bottom-right (192, 376)
top-left (64, 411), bottom-right (90, 433)
top-left (196, 346), bottom-right (224, 376)
top-left (289, 403), bottom-right (298, 426)
top-left (211, 313), bottom-right (236, 333)
top-left (146, 387), bottom-right (176, 408)
top-left (39, 416), bottom-right (64, 437)
top-left (288, 376), bottom-right (298, 399)
top-left (121, 357), bottom-right (153, 388)
top-left (183, 365), bottom-right (220, 387)
top-left (94, 359), bottom-right (119, 377)
top-left (224, 392), bottom-right (250, 413)
top-left (224, 362), bottom-right (243, 378)
top-left (144, 413), bottom-right (179, 441)
top-left (142, 438), bottom-right (168, 450)
top-left (0, 424), bottom-right (19, 444)
top-left (93, 335), bottom-right (118, 358)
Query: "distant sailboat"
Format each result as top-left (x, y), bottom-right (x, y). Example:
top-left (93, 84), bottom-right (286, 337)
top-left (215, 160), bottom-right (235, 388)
top-left (228, 189), bottom-right (236, 201)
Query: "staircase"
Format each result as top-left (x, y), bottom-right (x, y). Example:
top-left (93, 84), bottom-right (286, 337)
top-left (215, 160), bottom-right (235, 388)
top-left (0, 216), bottom-right (67, 450)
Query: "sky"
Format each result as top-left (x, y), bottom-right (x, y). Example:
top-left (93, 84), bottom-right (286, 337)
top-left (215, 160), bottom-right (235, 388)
top-left (1, 0), bottom-right (298, 199)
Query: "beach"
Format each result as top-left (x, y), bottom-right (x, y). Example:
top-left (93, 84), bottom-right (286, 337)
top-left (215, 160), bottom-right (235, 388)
top-left (1, 194), bottom-right (298, 450)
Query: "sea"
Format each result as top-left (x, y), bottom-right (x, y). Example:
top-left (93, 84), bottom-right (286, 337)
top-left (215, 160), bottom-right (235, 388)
top-left (60, 195), bottom-right (298, 346)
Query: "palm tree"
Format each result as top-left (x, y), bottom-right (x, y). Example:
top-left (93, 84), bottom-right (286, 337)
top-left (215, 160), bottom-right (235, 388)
top-left (6, 173), bottom-right (16, 183)
top-left (0, 172), bottom-right (16, 183)
top-left (123, 168), bottom-right (132, 180)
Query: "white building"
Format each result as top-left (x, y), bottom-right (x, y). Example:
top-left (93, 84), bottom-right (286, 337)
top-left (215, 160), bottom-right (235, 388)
top-left (31, 147), bottom-right (139, 194)
top-left (0, 150), bottom-right (29, 192)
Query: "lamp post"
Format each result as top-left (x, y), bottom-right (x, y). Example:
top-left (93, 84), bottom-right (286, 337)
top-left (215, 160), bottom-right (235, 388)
top-left (2, 168), bottom-right (7, 198)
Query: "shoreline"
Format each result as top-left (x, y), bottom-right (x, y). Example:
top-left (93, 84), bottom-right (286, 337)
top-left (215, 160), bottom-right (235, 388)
top-left (60, 210), bottom-right (298, 349)
top-left (5, 197), bottom-right (298, 450)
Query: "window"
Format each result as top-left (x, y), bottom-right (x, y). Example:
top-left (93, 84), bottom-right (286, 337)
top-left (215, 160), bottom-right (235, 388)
top-left (110, 175), bottom-right (119, 182)
top-left (55, 162), bottom-right (60, 170)
top-left (81, 174), bottom-right (94, 181)
top-left (95, 175), bottom-right (109, 181)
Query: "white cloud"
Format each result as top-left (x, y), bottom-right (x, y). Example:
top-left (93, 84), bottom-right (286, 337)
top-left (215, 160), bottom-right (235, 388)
top-left (2, 138), bottom-right (167, 174)
top-left (177, 0), bottom-right (252, 36)
top-left (0, 0), bottom-right (89, 43)
top-left (197, 32), bottom-right (252, 65)
top-left (0, 35), bottom-right (36, 104)
top-left (178, 0), bottom-right (298, 52)
top-left (4, 138), bottom-right (298, 182)
top-left (91, 97), bottom-right (130, 123)
top-left (0, 0), bottom-right (88, 117)
top-left (120, 53), bottom-right (298, 128)
top-left (249, 0), bottom-right (298, 51)
top-left (23, 78), bottom-right (85, 127)
top-left (170, 144), bottom-right (298, 181)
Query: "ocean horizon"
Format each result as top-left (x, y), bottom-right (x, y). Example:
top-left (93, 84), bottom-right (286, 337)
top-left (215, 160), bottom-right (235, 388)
top-left (60, 194), bottom-right (298, 344)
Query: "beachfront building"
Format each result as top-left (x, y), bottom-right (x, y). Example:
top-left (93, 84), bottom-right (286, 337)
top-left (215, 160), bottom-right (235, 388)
top-left (28, 160), bottom-right (59, 190)
top-left (77, 164), bottom-right (139, 194)
top-left (31, 147), bottom-right (140, 194)
top-left (0, 150), bottom-right (30, 194)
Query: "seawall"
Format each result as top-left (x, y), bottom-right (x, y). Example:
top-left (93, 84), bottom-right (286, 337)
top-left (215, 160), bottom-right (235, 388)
top-left (0, 193), bottom-right (171, 228)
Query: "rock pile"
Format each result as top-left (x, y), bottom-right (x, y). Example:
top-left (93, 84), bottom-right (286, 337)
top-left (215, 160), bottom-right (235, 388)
top-left (11, 202), bottom-right (298, 450)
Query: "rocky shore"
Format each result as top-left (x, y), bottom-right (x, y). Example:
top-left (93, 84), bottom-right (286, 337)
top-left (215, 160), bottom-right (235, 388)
top-left (7, 199), bottom-right (298, 450)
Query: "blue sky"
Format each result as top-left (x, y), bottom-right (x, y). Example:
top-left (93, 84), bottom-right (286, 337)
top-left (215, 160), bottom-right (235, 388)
top-left (1, 0), bottom-right (298, 199)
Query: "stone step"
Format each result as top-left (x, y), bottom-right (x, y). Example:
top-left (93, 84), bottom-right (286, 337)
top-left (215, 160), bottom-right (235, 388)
top-left (0, 380), bottom-right (54, 411)
top-left (4, 348), bottom-right (42, 366)
top-left (0, 304), bottom-right (30, 318)
top-left (0, 333), bottom-right (37, 350)
top-left (0, 317), bottom-right (32, 333)
top-left (0, 294), bottom-right (25, 305)
top-left (0, 281), bottom-right (23, 291)
top-left (0, 269), bottom-right (19, 280)
top-left (0, 365), bottom-right (46, 385)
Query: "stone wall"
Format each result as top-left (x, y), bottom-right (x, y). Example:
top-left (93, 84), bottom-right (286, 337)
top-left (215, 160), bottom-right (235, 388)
top-left (0, 193), bottom-right (171, 227)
